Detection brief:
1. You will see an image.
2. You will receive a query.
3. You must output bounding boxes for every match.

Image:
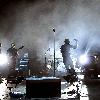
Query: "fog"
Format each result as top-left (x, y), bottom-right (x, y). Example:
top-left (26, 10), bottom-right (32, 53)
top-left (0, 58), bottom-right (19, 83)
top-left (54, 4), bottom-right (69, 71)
top-left (0, 0), bottom-right (100, 74)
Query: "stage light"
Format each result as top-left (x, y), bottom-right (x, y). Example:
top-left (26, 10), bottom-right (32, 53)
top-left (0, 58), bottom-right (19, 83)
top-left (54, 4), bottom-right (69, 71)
top-left (79, 54), bottom-right (89, 65)
top-left (0, 54), bottom-right (8, 65)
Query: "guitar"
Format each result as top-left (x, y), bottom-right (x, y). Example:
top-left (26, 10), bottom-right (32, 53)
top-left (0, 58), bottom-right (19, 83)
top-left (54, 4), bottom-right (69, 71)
top-left (7, 45), bottom-right (24, 59)
top-left (17, 45), bottom-right (24, 51)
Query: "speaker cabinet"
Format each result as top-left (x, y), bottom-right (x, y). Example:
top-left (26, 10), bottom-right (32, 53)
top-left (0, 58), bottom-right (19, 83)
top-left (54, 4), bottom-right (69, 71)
top-left (26, 77), bottom-right (61, 98)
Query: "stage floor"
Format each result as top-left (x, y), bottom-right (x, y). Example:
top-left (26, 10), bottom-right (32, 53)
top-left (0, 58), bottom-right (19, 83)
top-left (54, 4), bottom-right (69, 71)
top-left (0, 76), bottom-right (97, 100)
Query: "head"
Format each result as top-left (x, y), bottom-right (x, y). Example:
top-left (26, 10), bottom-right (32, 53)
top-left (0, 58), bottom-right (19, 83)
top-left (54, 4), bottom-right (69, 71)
top-left (11, 43), bottom-right (15, 48)
top-left (64, 39), bottom-right (70, 44)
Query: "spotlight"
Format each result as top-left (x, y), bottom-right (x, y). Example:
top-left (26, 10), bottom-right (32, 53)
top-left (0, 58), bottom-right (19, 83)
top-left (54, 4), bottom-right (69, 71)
top-left (79, 54), bottom-right (89, 65)
top-left (0, 53), bottom-right (8, 65)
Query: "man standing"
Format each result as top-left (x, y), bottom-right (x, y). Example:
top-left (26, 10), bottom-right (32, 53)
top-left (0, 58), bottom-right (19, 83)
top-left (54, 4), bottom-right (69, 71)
top-left (7, 43), bottom-right (18, 71)
top-left (7, 43), bottom-right (24, 70)
top-left (60, 38), bottom-right (77, 70)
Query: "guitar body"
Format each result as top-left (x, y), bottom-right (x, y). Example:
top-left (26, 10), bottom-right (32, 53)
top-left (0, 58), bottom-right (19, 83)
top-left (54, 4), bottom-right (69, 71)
top-left (7, 45), bottom-right (24, 58)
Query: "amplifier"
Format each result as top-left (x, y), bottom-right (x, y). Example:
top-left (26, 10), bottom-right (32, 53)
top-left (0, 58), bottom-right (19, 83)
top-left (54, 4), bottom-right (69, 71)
top-left (26, 77), bottom-right (61, 98)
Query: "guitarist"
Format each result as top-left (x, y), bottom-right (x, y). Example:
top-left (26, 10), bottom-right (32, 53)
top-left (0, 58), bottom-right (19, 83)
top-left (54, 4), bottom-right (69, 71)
top-left (7, 43), bottom-right (24, 71)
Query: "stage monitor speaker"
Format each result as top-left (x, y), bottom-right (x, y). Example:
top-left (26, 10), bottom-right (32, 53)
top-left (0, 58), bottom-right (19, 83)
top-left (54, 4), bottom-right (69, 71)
top-left (26, 77), bottom-right (61, 98)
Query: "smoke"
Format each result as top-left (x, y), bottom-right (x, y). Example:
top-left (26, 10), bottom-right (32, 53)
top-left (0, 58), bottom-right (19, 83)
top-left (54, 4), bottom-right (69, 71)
top-left (0, 0), bottom-right (100, 73)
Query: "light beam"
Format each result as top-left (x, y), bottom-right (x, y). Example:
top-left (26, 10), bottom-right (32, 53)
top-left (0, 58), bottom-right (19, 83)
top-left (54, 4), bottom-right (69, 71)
top-left (79, 54), bottom-right (89, 65)
top-left (0, 54), bottom-right (8, 65)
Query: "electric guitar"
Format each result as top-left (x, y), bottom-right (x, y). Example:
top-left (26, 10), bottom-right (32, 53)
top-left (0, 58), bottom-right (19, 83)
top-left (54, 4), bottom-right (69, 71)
top-left (7, 45), bottom-right (24, 59)
top-left (17, 45), bottom-right (24, 51)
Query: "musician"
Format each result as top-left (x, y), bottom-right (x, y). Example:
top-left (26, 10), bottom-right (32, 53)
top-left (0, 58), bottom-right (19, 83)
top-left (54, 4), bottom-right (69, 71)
top-left (7, 43), bottom-right (18, 70)
top-left (60, 38), bottom-right (78, 70)
top-left (7, 43), bottom-right (24, 71)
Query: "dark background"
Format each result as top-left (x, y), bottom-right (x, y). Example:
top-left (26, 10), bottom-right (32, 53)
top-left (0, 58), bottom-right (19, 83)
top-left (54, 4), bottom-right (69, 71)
top-left (0, 0), bottom-right (100, 75)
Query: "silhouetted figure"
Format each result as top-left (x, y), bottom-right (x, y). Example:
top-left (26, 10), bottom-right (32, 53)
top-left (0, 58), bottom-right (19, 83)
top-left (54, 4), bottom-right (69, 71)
top-left (60, 38), bottom-right (77, 70)
top-left (7, 43), bottom-right (18, 71)
top-left (7, 43), bottom-right (24, 71)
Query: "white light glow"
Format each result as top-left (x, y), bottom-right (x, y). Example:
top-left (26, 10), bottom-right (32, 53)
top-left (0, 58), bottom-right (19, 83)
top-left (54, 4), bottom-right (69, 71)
top-left (0, 78), bottom-right (8, 100)
top-left (98, 75), bottom-right (100, 78)
top-left (47, 65), bottom-right (51, 69)
top-left (79, 54), bottom-right (89, 65)
top-left (80, 85), bottom-right (89, 100)
top-left (77, 75), bottom-right (84, 80)
top-left (0, 54), bottom-right (8, 65)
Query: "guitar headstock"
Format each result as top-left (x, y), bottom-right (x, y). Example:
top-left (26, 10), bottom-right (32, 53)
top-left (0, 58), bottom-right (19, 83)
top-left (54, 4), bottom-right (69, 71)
top-left (19, 45), bottom-right (24, 50)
